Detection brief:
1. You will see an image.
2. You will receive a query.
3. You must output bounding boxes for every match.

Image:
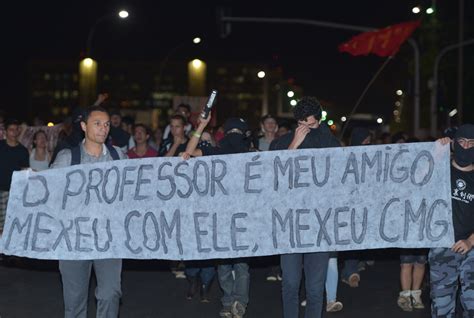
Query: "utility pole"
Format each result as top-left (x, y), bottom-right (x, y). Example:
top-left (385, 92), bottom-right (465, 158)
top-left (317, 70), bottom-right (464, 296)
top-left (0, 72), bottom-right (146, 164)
top-left (430, 38), bottom-right (474, 136)
top-left (457, 0), bottom-right (464, 125)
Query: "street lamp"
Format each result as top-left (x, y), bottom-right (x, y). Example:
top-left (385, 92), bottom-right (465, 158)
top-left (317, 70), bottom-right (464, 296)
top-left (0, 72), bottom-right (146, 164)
top-left (412, 6), bottom-right (421, 14)
top-left (426, 7), bottom-right (435, 14)
top-left (188, 59), bottom-right (207, 96)
top-left (396, 89), bottom-right (403, 96)
top-left (86, 10), bottom-right (129, 58)
top-left (217, 15), bottom-right (421, 137)
top-left (257, 70), bottom-right (268, 115)
top-left (290, 99), bottom-right (297, 106)
top-left (341, 116), bottom-right (347, 122)
top-left (118, 10), bottom-right (129, 19)
top-left (83, 58), bottom-right (94, 68)
top-left (80, 10), bottom-right (129, 107)
top-left (430, 38), bottom-right (474, 134)
top-left (377, 118), bottom-right (383, 124)
top-left (157, 37), bottom-right (202, 90)
top-left (287, 90), bottom-right (294, 97)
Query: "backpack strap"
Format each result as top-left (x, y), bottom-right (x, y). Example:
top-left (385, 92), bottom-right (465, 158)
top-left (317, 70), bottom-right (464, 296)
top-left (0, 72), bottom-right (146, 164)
top-left (70, 145), bottom-right (81, 165)
top-left (106, 144), bottom-right (120, 161)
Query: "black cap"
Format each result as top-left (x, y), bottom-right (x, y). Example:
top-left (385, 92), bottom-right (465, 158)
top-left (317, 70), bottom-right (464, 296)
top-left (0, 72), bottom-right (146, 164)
top-left (455, 124), bottom-right (474, 140)
top-left (224, 117), bottom-right (248, 133)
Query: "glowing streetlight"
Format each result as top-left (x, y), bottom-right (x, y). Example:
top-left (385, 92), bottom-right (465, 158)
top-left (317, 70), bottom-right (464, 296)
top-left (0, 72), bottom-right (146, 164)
top-left (191, 59), bottom-right (203, 69)
top-left (327, 120), bottom-right (334, 126)
top-left (287, 91), bottom-right (294, 98)
top-left (448, 109), bottom-right (458, 117)
top-left (87, 10), bottom-right (130, 58)
top-left (188, 59), bottom-right (207, 96)
top-left (257, 71), bottom-right (266, 79)
top-left (83, 58), bottom-right (94, 68)
top-left (426, 7), bottom-right (434, 14)
top-left (341, 116), bottom-right (347, 122)
top-left (396, 89), bottom-right (403, 96)
top-left (377, 118), bottom-right (383, 124)
top-left (118, 10), bottom-right (129, 19)
top-left (412, 6), bottom-right (421, 14)
top-left (290, 99), bottom-right (297, 106)
top-left (193, 37), bottom-right (201, 44)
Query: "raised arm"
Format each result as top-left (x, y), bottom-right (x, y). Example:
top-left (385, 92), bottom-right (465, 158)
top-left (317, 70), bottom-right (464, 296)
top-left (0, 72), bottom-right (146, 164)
top-left (181, 115), bottom-right (211, 159)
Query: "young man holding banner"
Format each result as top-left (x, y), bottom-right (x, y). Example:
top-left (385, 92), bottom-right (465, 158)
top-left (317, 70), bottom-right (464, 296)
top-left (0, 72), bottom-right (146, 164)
top-left (51, 106), bottom-right (127, 318)
top-left (182, 115), bottom-right (252, 318)
top-left (430, 124), bottom-right (474, 317)
top-left (270, 97), bottom-right (340, 318)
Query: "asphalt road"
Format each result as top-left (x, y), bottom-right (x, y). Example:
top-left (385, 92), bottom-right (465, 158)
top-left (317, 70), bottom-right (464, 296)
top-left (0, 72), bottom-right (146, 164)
top-left (0, 253), bottom-right (433, 318)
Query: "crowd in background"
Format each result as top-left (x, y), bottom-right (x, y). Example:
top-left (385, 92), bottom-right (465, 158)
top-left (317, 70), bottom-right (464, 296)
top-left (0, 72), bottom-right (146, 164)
top-left (0, 94), bottom-right (472, 318)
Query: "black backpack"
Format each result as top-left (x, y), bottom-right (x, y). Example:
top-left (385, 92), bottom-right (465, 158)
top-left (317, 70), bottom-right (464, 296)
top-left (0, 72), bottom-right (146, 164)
top-left (70, 144), bottom-right (120, 165)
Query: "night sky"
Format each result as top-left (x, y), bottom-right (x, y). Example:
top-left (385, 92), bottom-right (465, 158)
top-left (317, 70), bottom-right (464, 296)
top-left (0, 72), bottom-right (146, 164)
top-left (1, 0), bottom-right (472, 125)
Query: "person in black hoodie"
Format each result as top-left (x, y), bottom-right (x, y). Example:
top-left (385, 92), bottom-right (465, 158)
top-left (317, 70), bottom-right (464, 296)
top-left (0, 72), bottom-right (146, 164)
top-left (430, 124), bottom-right (474, 317)
top-left (182, 115), bottom-right (251, 318)
top-left (271, 97), bottom-right (340, 318)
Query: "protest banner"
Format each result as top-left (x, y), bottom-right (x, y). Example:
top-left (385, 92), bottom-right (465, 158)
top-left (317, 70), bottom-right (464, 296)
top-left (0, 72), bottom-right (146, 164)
top-left (0, 142), bottom-right (453, 260)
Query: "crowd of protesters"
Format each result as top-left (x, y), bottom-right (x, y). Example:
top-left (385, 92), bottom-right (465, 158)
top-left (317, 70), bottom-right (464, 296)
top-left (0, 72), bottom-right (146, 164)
top-left (0, 94), bottom-right (472, 318)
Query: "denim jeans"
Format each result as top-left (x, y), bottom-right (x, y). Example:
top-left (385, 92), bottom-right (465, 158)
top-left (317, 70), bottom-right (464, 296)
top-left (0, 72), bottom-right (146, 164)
top-left (326, 257), bottom-right (338, 302)
top-left (185, 261), bottom-right (216, 286)
top-left (281, 252), bottom-right (329, 318)
top-left (59, 259), bottom-right (122, 318)
top-left (217, 261), bottom-right (250, 307)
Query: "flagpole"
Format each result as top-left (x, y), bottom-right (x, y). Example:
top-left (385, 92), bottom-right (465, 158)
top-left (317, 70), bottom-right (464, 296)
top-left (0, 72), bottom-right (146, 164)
top-left (339, 57), bottom-right (394, 139)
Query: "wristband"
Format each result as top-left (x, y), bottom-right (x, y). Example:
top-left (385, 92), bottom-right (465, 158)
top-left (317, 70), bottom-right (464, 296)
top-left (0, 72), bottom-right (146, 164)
top-left (192, 131), bottom-right (202, 138)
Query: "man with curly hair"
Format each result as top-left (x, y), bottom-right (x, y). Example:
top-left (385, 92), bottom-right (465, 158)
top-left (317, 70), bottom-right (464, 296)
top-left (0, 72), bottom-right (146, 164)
top-left (271, 97), bottom-right (340, 318)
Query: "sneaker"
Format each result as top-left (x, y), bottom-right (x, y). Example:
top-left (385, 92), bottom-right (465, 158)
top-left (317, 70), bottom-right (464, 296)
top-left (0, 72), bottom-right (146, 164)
top-left (397, 292), bottom-right (413, 312)
top-left (326, 301), bottom-right (343, 312)
top-left (174, 270), bottom-right (186, 279)
top-left (266, 267), bottom-right (281, 282)
top-left (231, 301), bottom-right (246, 318)
top-left (219, 306), bottom-right (232, 318)
top-left (342, 273), bottom-right (360, 288)
top-left (411, 290), bottom-right (424, 309)
top-left (266, 274), bottom-right (277, 281)
top-left (300, 299), bottom-right (307, 307)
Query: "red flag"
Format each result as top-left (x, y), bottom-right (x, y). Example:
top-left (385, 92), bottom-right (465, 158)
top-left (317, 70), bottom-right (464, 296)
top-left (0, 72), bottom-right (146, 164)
top-left (339, 20), bottom-right (421, 57)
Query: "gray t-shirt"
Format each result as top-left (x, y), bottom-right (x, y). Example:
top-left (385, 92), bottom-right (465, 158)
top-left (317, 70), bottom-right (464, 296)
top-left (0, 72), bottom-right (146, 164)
top-left (50, 142), bottom-right (127, 169)
top-left (258, 137), bottom-right (272, 152)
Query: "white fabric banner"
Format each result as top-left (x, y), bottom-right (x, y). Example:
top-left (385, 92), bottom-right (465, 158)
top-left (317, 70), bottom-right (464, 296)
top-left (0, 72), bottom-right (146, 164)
top-left (0, 142), bottom-right (453, 260)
